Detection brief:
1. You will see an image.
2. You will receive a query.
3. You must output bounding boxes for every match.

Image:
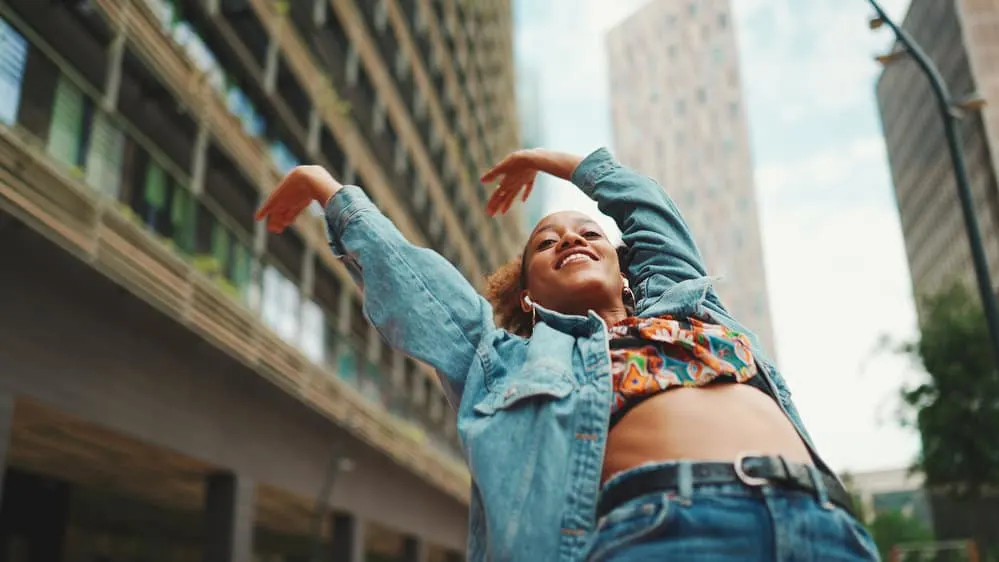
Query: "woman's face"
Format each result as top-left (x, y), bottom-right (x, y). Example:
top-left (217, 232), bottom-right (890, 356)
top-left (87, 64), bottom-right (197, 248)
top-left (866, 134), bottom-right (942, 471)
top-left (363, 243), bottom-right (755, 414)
top-left (522, 211), bottom-right (623, 315)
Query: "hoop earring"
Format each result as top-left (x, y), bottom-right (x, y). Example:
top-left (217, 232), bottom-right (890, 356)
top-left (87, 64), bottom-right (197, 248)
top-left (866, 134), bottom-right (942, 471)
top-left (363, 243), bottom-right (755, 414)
top-left (524, 295), bottom-right (538, 326)
top-left (622, 279), bottom-right (636, 311)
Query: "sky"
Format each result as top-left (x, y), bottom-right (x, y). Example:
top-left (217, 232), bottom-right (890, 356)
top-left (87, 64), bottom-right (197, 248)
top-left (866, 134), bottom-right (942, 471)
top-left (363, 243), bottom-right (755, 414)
top-left (513, 0), bottom-right (921, 475)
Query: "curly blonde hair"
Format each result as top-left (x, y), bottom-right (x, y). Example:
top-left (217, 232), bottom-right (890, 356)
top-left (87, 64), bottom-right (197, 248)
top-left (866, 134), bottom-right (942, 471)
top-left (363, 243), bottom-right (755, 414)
top-left (484, 246), bottom-right (631, 338)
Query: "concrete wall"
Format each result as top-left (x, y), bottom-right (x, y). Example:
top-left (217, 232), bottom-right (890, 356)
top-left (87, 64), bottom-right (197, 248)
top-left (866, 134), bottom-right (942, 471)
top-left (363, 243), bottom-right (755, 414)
top-left (0, 217), bottom-right (467, 551)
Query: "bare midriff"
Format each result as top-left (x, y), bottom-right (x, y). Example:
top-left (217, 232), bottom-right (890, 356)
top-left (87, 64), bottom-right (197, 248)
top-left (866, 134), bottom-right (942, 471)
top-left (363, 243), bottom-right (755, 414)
top-left (601, 383), bottom-right (813, 484)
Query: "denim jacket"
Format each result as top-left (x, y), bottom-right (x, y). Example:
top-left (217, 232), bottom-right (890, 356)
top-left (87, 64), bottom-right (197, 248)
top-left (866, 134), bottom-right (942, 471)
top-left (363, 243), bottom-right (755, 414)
top-left (325, 148), bottom-right (836, 562)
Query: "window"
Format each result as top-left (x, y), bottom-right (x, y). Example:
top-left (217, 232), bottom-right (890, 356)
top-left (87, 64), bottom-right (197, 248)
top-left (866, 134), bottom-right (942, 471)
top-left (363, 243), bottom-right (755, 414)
top-left (269, 140), bottom-right (300, 175)
top-left (394, 49), bottom-right (408, 79)
top-left (261, 265), bottom-right (302, 344)
top-left (697, 88), bottom-right (707, 103)
top-left (47, 76), bottom-right (91, 170)
top-left (429, 123), bottom-right (443, 151)
top-left (729, 101), bottom-right (740, 118)
top-left (718, 13), bottom-right (728, 29)
top-left (689, 2), bottom-right (697, 15)
top-left (225, 86), bottom-right (266, 138)
top-left (0, 18), bottom-right (27, 126)
top-left (712, 46), bottom-right (724, 64)
top-left (668, 44), bottom-right (677, 58)
top-left (413, 176), bottom-right (428, 211)
top-left (372, 96), bottom-right (386, 134)
top-left (345, 45), bottom-right (360, 85)
top-left (374, 0), bottom-right (389, 31)
top-left (675, 99), bottom-right (686, 115)
top-left (84, 113), bottom-right (126, 198)
top-left (413, 87), bottom-right (427, 119)
top-left (300, 300), bottom-right (326, 364)
top-left (130, 154), bottom-right (196, 253)
top-left (393, 141), bottom-right (408, 174)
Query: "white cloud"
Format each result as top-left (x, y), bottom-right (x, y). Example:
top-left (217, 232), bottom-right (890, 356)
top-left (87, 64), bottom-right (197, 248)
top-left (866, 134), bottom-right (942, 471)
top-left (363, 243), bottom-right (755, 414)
top-left (755, 136), bottom-right (887, 198)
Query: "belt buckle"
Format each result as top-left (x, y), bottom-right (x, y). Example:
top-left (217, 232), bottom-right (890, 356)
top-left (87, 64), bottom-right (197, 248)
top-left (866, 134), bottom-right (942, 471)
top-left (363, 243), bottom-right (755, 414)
top-left (734, 452), bottom-right (769, 487)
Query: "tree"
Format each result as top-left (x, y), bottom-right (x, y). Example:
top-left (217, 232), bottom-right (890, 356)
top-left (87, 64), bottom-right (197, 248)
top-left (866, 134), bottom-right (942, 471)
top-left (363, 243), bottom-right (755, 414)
top-left (892, 282), bottom-right (999, 494)
top-left (868, 510), bottom-right (934, 561)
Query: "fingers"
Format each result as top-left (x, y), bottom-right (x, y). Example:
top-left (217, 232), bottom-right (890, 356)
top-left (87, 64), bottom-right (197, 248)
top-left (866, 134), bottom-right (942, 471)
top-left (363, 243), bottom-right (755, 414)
top-left (487, 180), bottom-right (520, 216)
top-left (481, 151), bottom-right (529, 183)
top-left (255, 192), bottom-right (278, 220)
top-left (480, 161), bottom-right (509, 184)
top-left (522, 177), bottom-right (535, 202)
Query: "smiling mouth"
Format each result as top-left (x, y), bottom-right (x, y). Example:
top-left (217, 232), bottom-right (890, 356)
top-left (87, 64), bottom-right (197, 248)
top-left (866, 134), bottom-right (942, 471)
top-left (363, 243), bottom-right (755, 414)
top-left (555, 250), bottom-right (599, 269)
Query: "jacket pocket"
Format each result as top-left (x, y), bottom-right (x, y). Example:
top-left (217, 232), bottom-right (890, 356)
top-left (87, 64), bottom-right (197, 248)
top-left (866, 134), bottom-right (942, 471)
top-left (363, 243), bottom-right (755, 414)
top-left (472, 378), bottom-right (574, 416)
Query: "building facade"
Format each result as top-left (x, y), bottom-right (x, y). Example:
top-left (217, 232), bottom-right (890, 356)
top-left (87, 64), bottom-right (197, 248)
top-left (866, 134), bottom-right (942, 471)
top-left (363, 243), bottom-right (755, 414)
top-left (847, 468), bottom-right (933, 529)
top-left (605, 0), bottom-right (776, 357)
top-left (875, 0), bottom-right (999, 314)
top-left (0, 0), bottom-right (520, 559)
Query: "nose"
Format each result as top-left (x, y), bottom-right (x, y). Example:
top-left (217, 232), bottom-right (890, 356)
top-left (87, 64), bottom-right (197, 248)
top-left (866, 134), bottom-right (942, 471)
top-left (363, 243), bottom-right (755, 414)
top-left (557, 231), bottom-right (586, 251)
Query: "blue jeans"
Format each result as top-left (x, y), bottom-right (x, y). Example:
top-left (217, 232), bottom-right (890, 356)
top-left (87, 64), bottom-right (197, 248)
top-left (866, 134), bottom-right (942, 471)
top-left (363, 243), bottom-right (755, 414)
top-left (587, 462), bottom-right (880, 561)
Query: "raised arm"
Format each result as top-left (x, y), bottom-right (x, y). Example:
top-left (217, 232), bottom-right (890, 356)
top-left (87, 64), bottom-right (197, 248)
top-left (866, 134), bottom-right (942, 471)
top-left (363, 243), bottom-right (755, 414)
top-left (256, 166), bottom-right (493, 406)
top-left (484, 148), bottom-right (714, 307)
top-left (569, 147), bottom-right (709, 287)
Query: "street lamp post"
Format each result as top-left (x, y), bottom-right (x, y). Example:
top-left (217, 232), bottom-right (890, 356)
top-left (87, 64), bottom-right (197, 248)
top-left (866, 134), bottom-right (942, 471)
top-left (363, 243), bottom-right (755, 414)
top-left (868, 0), bottom-right (999, 365)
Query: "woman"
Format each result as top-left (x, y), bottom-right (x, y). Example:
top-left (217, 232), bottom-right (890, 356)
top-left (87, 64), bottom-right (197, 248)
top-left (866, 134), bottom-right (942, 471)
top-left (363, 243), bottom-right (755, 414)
top-left (256, 147), bottom-right (878, 561)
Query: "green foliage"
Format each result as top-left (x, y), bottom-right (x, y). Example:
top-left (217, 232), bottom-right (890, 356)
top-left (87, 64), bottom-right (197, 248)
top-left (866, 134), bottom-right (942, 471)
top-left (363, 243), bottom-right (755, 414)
top-left (868, 510), bottom-right (934, 561)
top-left (892, 282), bottom-right (999, 495)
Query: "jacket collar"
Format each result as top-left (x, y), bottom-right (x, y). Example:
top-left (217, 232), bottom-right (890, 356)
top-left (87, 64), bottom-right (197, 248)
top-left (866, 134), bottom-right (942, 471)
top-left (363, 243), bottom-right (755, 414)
top-left (532, 304), bottom-right (608, 337)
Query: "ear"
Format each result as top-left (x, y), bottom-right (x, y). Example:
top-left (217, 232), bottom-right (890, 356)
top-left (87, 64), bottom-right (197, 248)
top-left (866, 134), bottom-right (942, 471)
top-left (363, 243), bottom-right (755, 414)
top-left (520, 290), bottom-right (533, 313)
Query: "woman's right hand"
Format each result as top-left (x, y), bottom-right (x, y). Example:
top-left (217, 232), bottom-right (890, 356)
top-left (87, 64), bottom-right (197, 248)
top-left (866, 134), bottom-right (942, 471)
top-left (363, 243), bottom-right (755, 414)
top-left (256, 165), bottom-right (342, 233)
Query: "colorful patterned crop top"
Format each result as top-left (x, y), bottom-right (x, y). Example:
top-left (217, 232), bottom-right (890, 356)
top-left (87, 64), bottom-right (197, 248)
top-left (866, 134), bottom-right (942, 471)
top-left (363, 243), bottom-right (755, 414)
top-left (608, 315), bottom-right (770, 427)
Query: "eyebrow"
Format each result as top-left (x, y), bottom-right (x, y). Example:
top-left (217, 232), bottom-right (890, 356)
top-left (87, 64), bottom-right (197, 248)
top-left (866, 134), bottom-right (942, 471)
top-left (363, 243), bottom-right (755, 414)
top-left (532, 218), bottom-right (602, 238)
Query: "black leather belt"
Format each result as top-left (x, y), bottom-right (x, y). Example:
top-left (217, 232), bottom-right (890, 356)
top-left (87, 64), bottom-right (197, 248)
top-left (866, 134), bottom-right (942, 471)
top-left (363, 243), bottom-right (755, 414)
top-left (597, 455), bottom-right (856, 520)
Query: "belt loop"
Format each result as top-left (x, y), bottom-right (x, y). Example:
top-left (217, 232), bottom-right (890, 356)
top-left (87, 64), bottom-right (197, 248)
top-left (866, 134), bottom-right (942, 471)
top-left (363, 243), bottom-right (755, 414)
top-left (677, 461), bottom-right (693, 503)
top-left (806, 465), bottom-right (833, 510)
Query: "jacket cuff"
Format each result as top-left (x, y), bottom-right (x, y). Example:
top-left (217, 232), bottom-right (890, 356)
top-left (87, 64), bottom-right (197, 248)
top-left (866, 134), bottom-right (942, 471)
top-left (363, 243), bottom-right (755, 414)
top-left (570, 147), bottom-right (620, 195)
top-left (324, 185), bottom-right (375, 257)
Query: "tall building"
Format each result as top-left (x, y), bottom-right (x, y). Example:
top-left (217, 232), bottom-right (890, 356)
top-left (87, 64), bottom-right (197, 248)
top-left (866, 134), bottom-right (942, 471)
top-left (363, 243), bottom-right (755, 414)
top-left (0, 0), bottom-right (519, 559)
top-left (515, 61), bottom-right (548, 230)
top-left (606, 0), bottom-right (776, 356)
top-left (876, 0), bottom-right (999, 315)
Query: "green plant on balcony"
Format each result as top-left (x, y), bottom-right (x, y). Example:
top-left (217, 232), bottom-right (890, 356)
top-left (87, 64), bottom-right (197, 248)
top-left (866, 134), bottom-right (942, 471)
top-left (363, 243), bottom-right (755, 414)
top-left (192, 254), bottom-right (222, 277)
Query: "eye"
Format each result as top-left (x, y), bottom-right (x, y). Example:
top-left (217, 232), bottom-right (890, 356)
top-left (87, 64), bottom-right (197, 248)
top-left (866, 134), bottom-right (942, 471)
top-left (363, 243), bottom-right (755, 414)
top-left (583, 231), bottom-right (602, 239)
top-left (536, 239), bottom-right (556, 251)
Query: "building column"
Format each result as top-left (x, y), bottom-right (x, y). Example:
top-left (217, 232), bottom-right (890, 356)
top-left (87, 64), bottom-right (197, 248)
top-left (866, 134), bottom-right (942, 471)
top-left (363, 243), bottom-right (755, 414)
top-left (402, 535), bottom-right (426, 562)
top-left (263, 38), bottom-right (280, 95)
top-left (102, 29), bottom-right (126, 111)
top-left (330, 512), bottom-right (364, 562)
top-left (204, 471), bottom-right (255, 562)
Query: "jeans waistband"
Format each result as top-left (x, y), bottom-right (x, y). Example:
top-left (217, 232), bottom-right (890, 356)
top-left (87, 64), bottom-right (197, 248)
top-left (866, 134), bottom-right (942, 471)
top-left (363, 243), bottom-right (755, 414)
top-left (598, 456), bottom-right (855, 520)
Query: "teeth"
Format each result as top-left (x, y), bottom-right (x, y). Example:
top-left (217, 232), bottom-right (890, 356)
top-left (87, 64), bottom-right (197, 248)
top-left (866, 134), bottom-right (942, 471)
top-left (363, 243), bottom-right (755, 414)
top-left (559, 254), bottom-right (592, 268)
